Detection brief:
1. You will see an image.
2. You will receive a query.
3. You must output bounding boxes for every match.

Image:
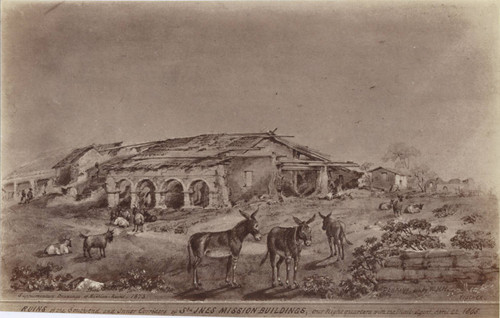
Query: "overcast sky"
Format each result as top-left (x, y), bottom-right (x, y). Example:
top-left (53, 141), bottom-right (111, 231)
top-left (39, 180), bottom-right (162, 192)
top-left (2, 1), bottom-right (499, 187)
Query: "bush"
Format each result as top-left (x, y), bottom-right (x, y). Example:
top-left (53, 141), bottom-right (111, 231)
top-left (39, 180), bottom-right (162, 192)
top-left (432, 204), bottom-right (462, 218)
top-left (461, 213), bottom-right (483, 225)
top-left (104, 269), bottom-right (173, 292)
top-left (302, 274), bottom-right (339, 299)
top-left (381, 219), bottom-right (447, 253)
top-left (10, 263), bottom-right (73, 292)
top-left (337, 237), bottom-right (388, 299)
top-left (450, 230), bottom-right (495, 250)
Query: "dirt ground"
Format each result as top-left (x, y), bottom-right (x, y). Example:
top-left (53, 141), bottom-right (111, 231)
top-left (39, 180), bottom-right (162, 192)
top-left (1, 191), bottom-right (498, 301)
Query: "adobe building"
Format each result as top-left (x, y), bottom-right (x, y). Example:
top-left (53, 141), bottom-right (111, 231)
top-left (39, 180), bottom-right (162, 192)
top-left (369, 166), bottom-right (409, 192)
top-left (104, 132), bottom-right (359, 209)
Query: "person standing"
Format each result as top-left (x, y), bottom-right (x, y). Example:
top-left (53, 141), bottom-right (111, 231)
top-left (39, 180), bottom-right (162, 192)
top-left (20, 189), bottom-right (26, 204)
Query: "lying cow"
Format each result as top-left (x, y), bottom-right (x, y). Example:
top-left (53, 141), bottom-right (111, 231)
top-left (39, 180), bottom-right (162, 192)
top-left (404, 203), bottom-right (424, 214)
top-left (113, 216), bottom-right (129, 227)
top-left (379, 199), bottom-right (395, 210)
top-left (45, 238), bottom-right (72, 255)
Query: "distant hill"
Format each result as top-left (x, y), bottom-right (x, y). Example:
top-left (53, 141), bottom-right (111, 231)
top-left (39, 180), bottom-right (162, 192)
top-left (3, 147), bottom-right (73, 179)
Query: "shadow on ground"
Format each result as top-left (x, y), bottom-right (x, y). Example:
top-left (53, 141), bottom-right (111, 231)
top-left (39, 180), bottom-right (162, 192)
top-left (175, 285), bottom-right (237, 301)
top-left (243, 286), bottom-right (303, 300)
top-left (304, 256), bottom-right (340, 270)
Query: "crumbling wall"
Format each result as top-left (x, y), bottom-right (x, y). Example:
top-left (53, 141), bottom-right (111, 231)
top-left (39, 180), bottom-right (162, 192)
top-left (376, 250), bottom-right (498, 284)
top-left (226, 157), bottom-right (274, 204)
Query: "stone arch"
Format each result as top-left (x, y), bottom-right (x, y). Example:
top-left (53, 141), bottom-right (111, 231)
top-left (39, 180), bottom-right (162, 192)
top-left (161, 179), bottom-right (185, 209)
top-left (188, 179), bottom-right (210, 208)
top-left (136, 179), bottom-right (156, 208)
top-left (116, 179), bottom-right (133, 209)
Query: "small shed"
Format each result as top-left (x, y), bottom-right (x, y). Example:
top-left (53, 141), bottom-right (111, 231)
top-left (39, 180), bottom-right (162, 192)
top-left (369, 166), bottom-right (408, 191)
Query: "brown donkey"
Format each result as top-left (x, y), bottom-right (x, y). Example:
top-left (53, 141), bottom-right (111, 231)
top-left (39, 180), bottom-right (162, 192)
top-left (260, 215), bottom-right (315, 288)
top-left (187, 207), bottom-right (261, 289)
top-left (318, 212), bottom-right (352, 260)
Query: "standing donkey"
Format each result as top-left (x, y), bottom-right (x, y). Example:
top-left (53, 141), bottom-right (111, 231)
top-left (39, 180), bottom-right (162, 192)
top-left (187, 207), bottom-right (261, 289)
top-left (318, 212), bottom-right (352, 260)
top-left (260, 215), bottom-right (315, 288)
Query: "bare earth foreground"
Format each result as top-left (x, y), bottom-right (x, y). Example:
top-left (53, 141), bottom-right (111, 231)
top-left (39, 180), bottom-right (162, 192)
top-left (1, 191), bottom-right (498, 302)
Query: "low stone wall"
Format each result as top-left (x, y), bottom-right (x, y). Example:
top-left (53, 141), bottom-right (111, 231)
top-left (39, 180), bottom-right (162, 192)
top-left (376, 250), bottom-right (499, 284)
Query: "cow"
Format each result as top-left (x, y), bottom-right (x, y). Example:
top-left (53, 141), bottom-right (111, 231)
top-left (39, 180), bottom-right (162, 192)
top-left (113, 216), bottom-right (129, 228)
top-left (187, 207), bottom-right (261, 289)
top-left (260, 215), bottom-right (315, 288)
top-left (45, 237), bottom-right (72, 255)
top-left (379, 199), bottom-right (395, 210)
top-left (80, 228), bottom-right (114, 258)
top-left (318, 212), bottom-right (352, 260)
top-left (404, 203), bottom-right (424, 214)
top-left (392, 195), bottom-right (404, 217)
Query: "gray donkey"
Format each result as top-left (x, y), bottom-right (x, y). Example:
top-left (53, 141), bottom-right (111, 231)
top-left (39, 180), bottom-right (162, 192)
top-left (187, 207), bottom-right (261, 289)
top-left (260, 215), bottom-right (315, 288)
top-left (318, 212), bottom-right (352, 260)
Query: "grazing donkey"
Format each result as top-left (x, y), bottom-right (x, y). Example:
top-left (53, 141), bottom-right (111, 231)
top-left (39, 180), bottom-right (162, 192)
top-left (80, 228), bottom-right (114, 258)
top-left (187, 207), bottom-right (261, 289)
top-left (318, 212), bottom-right (352, 260)
top-left (45, 237), bottom-right (72, 255)
top-left (260, 215), bottom-right (315, 288)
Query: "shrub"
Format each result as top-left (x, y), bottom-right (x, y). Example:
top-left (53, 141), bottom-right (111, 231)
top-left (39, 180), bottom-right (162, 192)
top-left (381, 219), bottom-right (447, 253)
top-left (10, 263), bottom-right (73, 292)
top-left (461, 213), bottom-right (483, 225)
top-left (432, 204), bottom-right (462, 218)
top-left (337, 237), bottom-right (387, 299)
top-left (450, 230), bottom-right (495, 250)
top-left (104, 269), bottom-right (173, 292)
top-left (302, 274), bottom-right (339, 299)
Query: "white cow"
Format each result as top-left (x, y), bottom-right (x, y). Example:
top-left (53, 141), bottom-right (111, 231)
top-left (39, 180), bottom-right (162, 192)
top-left (45, 238), bottom-right (72, 255)
top-left (113, 216), bottom-right (129, 227)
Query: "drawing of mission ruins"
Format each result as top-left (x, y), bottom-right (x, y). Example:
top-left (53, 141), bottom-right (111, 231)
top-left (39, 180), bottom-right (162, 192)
top-left (1, 130), bottom-right (497, 304)
top-left (3, 131), bottom-right (363, 208)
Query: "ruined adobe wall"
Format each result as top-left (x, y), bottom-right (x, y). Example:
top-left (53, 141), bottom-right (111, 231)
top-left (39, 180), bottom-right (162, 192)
top-left (226, 157), bottom-right (274, 204)
top-left (376, 250), bottom-right (499, 284)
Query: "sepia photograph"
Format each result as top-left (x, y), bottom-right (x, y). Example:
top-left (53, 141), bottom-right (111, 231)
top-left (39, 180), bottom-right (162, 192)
top-left (1, 1), bottom-right (499, 317)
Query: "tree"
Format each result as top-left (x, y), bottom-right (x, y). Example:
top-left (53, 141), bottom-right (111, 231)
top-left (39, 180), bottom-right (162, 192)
top-left (358, 162), bottom-right (374, 189)
top-left (411, 164), bottom-right (438, 192)
top-left (382, 142), bottom-right (420, 170)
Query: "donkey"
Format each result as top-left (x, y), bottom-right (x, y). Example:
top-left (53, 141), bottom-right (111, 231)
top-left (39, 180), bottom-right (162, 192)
top-left (187, 207), bottom-right (261, 289)
top-left (260, 215), bottom-right (315, 288)
top-left (80, 228), bottom-right (114, 258)
top-left (318, 212), bottom-right (352, 260)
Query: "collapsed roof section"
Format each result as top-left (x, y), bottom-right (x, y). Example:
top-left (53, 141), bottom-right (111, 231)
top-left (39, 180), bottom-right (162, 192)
top-left (105, 132), bottom-right (357, 172)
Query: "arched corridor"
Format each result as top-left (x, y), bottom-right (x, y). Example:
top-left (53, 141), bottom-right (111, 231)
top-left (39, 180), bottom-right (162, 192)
top-left (189, 180), bottom-right (210, 208)
top-left (137, 179), bottom-right (156, 208)
top-left (163, 179), bottom-right (184, 209)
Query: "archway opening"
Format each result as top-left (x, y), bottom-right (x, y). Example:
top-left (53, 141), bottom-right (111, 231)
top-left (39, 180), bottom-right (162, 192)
top-left (117, 179), bottom-right (132, 209)
top-left (137, 179), bottom-right (156, 208)
top-left (189, 180), bottom-right (210, 208)
top-left (163, 180), bottom-right (184, 209)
